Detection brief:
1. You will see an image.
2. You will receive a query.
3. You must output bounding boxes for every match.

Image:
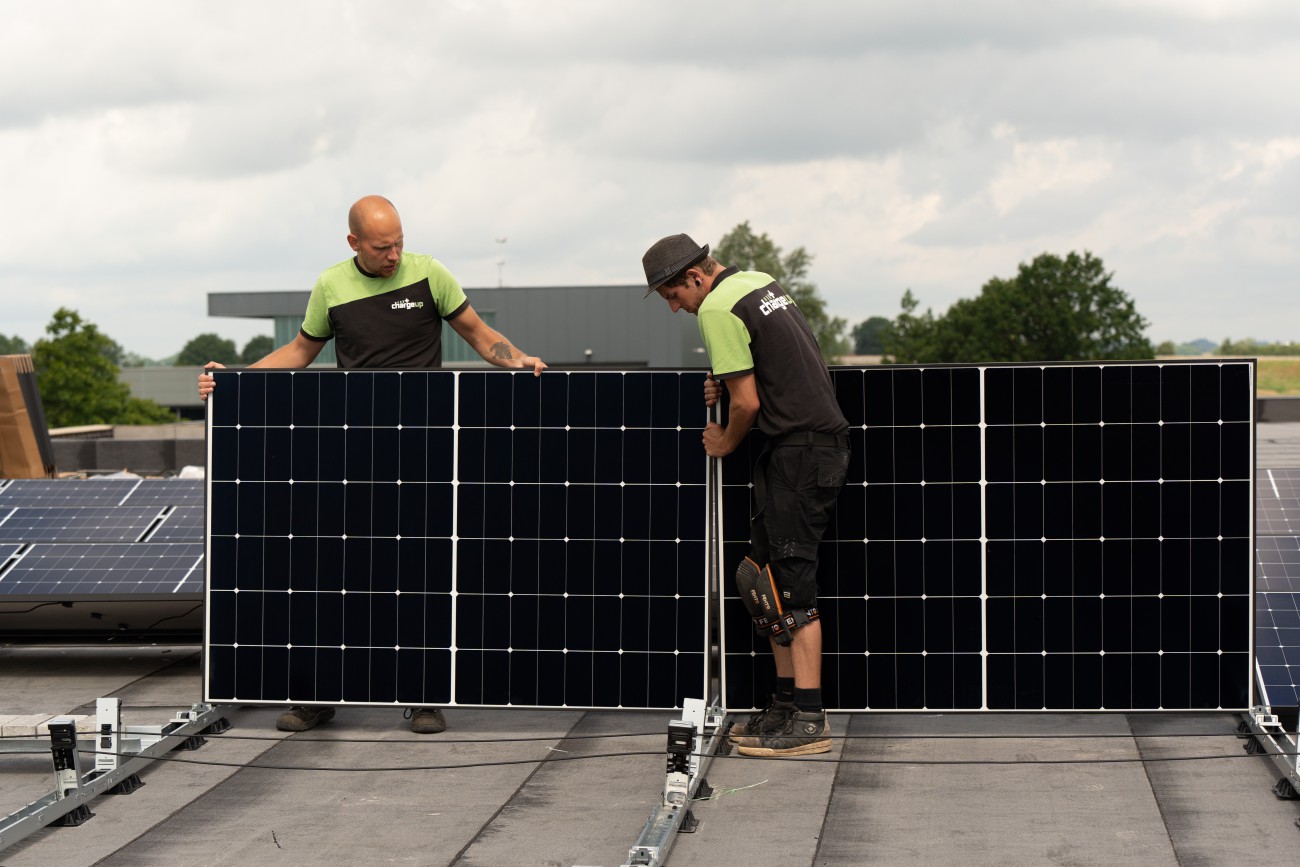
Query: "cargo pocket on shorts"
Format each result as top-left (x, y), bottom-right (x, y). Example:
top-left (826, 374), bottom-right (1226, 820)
top-left (816, 448), bottom-right (850, 489)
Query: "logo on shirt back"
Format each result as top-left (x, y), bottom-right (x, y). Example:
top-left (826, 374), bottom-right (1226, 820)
top-left (758, 290), bottom-right (794, 316)
top-left (391, 298), bottom-right (425, 310)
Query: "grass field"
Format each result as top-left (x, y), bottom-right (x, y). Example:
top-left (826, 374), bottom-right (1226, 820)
top-left (1255, 358), bottom-right (1300, 395)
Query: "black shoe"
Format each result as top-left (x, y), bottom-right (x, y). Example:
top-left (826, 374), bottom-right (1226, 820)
top-left (275, 705), bottom-right (336, 732)
top-left (728, 695), bottom-right (796, 746)
top-left (406, 707), bottom-right (446, 734)
top-left (736, 710), bottom-right (831, 757)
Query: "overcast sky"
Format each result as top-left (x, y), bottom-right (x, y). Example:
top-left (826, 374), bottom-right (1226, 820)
top-left (3, 0), bottom-right (1298, 359)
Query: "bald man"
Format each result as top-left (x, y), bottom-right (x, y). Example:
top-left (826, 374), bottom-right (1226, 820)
top-left (199, 196), bottom-right (546, 734)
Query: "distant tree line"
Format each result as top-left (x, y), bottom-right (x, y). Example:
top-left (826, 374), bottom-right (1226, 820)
top-left (0, 334), bottom-right (30, 355)
top-left (176, 333), bottom-right (275, 366)
top-left (1216, 338), bottom-right (1300, 356)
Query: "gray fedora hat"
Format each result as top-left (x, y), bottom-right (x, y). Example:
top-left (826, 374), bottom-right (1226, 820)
top-left (641, 234), bottom-right (710, 298)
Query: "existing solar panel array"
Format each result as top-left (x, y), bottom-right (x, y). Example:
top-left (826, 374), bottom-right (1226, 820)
top-left (204, 370), bottom-right (709, 710)
top-left (1256, 468), bottom-right (1300, 708)
top-left (205, 362), bottom-right (1253, 713)
top-left (0, 478), bottom-right (204, 600)
top-left (0, 507), bottom-right (165, 543)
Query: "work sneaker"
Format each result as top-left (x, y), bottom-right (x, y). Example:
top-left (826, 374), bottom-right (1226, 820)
top-left (275, 705), bottom-right (336, 732)
top-left (406, 707), bottom-right (446, 734)
top-left (736, 710), bottom-right (831, 757)
top-left (728, 696), bottom-right (796, 746)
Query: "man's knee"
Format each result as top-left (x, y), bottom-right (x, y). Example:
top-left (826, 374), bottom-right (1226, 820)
top-left (736, 556), bottom-right (819, 647)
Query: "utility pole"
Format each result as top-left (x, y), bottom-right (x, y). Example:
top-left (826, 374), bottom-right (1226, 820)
top-left (495, 236), bottom-right (508, 287)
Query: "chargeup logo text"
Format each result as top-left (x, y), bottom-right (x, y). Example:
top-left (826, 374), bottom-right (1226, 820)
top-left (758, 290), bottom-right (794, 316)
top-left (391, 298), bottom-right (424, 310)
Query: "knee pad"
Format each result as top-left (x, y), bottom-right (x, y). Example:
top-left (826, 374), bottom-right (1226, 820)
top-left (735, 557), bottom-right (776, 620)
top-left (735, 557), bottom-right (819, 647)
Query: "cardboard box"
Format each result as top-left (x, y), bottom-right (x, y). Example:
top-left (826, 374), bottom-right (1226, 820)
top-left (0, 354), bottom-right (56, 478)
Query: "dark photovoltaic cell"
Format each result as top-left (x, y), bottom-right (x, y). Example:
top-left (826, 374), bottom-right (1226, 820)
top-left (722, 361), bottom-right (1253, 711)
top-left (204, 369), bottom-right (708, 710)
top-left (143, 506), bottom-right (204, 542)
top-left (0, 479), bottom-right (141, 507)
top-left (0, 507), bottom-right (163, 543)
top-left (206, 362), bottom-right (1253, 713)
top-left (0, 543), bottom-right (204, 599)
top-left (121, 480), bottom-right (204, 507)
top-left (0, 544), bottom-right (20, 564)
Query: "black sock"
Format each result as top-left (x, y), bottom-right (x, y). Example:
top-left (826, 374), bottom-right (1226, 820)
top-left (774, 677), bottom-right (795, 703)
top-left (793, 687), bottom-right (822, 713)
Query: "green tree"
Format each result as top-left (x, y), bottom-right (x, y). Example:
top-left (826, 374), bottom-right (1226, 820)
top-left (886, 252), bottom-right (1154, 364)
top-left (32, 308), bottom-right (175, 427)
top-left (0, 334), bottom-right (30, 355)
top-left (713, 221), bottom-right (848, 361)
top-left (241, 334), bottom-right (275, 364)
top-left (177, 333), bottom-right (239, 366)
top-left (1155, 340), bottom-right (1176, 356)
top-left (1219, 337), bottom-right (1300, 356)
top-left (850, 316), bottom-right (895, 355)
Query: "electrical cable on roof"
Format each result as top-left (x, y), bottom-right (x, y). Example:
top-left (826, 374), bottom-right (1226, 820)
top-left (169, 729), bottom-right (1300, 744)
top-left (1, 727), bottom-right (1292, 742)
top-left (0, 601), bottom-right (65, 615)
top-left (57, 745), bottom-right (1300, 773)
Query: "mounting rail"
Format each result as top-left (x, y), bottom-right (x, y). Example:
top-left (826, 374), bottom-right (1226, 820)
top-left (622, 697), bottom-right (727, 867)
top-left (0, 698), bottom-right (229, 853)
top-left (1239, 705), bottom-right (1300, 802)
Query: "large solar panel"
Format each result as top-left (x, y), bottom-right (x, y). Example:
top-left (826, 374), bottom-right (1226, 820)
top-left (204, 370), bottom-right (709, 710)
top-left (0, 506), bottom-right (164, 543)
top-left (205, 362), bottom-right (1253, 713)
top-left (721, 361), bottom-right (1254, 711)
top-left (121, 479), bottom-right (204, 507)
top-left (0, 543), bottom-right (204, 599)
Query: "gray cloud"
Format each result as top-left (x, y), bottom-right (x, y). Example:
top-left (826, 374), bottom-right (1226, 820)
top-left (2, 0), bottom-right (1298, 358)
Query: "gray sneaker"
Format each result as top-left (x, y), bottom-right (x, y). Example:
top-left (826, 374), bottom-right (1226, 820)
top-left (736, 709), bottom-right (831, 757)
top-left (407, 707), bottom-right (446, 734)
top-left (275, 705), bottom-right (336, 732)
top-left (728, 696), bottom-right (796, 746)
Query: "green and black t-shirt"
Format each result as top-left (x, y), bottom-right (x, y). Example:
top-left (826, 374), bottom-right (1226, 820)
top-left (300, 253), bottom-right (470, 368)
top-left (697, 268), bottom-right (848, 437)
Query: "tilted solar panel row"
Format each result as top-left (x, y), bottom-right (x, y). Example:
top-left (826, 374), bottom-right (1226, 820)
top-left (0, 480), bottom-right (205, 601)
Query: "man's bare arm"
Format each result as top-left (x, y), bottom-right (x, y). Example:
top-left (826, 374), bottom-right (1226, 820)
top-left (198, 333), bottom-right (325, 400)
top-left (447, 306), bottom-right (546, 376)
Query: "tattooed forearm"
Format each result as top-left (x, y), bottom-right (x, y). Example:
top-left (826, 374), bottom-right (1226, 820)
top-left (490, 341), bottom-right (514, 360)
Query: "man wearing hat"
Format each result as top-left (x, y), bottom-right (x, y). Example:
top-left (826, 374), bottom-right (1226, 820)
top-left (641, 234), bottom-right (850, 757)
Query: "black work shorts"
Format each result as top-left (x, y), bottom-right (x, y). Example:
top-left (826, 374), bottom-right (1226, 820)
top-left (750, 442), bottom-right (850, 609)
